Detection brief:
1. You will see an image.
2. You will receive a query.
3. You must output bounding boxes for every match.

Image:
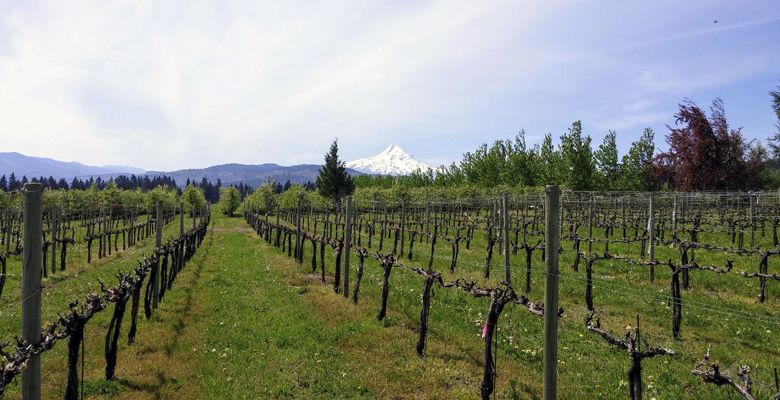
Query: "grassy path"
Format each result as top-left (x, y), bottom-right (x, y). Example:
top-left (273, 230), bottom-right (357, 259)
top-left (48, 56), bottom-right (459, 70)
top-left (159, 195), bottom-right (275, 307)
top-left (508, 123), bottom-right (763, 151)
top-left (71, 215), bottom-right (375, 399)
top-left (75, 214), bottom-right (498, 399)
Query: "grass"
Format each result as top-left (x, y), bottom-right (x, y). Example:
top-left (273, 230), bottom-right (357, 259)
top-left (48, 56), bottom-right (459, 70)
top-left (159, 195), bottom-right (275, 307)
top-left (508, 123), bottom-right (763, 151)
top-left (2, 212), bottom-right (778, 399)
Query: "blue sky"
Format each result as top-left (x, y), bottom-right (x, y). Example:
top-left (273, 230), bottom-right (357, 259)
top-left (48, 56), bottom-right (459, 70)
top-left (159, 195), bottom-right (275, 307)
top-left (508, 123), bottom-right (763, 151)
top-left (0, 1), bottom-right (778, 171)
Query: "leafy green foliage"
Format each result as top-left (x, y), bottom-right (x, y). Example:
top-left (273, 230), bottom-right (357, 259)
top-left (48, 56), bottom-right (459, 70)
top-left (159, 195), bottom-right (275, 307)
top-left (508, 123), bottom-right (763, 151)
top-left (182, 184), bottom-right (206, 213)
top-left (559, 121), bottom-right (594, 189)
top-left (593, 131), bottom-right (619, 190)
top-left (767, 85), bottom-right (780, 158)
top-left (245, 182), bottom-right (278, 214)
top-left (619, 128), bottom-right (656, 190)
top-left (218, 186), bottom-right (241, 216)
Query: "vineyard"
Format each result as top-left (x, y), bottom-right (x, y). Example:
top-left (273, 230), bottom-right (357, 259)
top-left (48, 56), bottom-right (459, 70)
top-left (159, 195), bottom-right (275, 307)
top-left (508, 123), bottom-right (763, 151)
top-left (0, 184), bottom-right (778, 399)
top-left (0, 184), bottom-right (210, 399)
top-left (245, 188), bottom-right (779, 399)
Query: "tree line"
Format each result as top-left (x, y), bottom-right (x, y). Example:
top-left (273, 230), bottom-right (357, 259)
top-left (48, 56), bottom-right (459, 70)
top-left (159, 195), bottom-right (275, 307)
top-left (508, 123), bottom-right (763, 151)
top-left (357, 91), bottom-right (780, 192)
top-left (0, 173), bottom-right (178, 192)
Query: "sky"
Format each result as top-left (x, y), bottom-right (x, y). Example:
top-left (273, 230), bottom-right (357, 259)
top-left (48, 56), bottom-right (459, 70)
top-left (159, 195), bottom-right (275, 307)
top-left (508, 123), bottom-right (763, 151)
top-left (0, 0), bottom-right (778, 171)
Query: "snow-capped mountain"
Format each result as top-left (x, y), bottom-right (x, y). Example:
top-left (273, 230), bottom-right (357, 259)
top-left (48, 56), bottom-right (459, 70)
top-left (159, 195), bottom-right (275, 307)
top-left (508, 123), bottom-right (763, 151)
top-left (346, 145), bottom-right (432, 176)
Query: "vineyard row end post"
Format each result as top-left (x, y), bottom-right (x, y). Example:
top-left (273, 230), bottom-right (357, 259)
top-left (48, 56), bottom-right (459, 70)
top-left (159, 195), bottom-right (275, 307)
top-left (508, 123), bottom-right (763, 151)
top-left (22, 182), bottom-right (43, 400)
top-left (543, 185), bottom-right (560, 400)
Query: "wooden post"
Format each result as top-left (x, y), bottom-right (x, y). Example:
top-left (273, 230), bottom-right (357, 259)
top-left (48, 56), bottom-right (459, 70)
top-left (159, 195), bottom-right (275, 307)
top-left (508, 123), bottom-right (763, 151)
top-left (543, 185), bottom-right (560, 400)
top-left (179, 200), bottom-right (184, 237)
top-left (50, 205), bottom-right (57, 275)
top-left (296, 198), bottom-right (302, 263)
top-left (5, 209), bottom-right (10, 253)
top-left (153, 201), bottom-right (162, 309)
top-left (648, 195), bottom-right (655, 282)
top-left (22, 183), bottom-right (43, 400)
top-left (587, 196), bottom-right (594, 256)
top-left (343, 196), bottom-right (352, 298)
top-left (399, 201), bottom-right (406, 256)
top-left (156, 201), bottom-right (163, 247)
top-left (749, 194), bottom-right (756, 248)
top-left (502, 194), bottom-right (511, 285)
top-left (672, 195), bottom-right (677, 234)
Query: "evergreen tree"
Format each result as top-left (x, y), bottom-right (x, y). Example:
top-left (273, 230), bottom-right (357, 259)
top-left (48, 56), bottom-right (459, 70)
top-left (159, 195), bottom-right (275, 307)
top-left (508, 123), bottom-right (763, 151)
top-left (0, 175), bottom-right (6, 192)
top-left (316, 140), bottom-right (354, 201)
top-left (8, 173), bottom-right (19, 191)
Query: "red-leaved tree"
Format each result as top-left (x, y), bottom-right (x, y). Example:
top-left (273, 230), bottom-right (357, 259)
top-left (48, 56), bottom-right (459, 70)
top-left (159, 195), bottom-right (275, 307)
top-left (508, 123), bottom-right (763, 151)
top-left (653, 99), bottom-right (758, 191)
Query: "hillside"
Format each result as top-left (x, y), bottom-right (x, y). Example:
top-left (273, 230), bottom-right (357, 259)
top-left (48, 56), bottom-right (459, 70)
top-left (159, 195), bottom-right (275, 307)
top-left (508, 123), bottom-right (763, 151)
top-left (146, 163), bottom-right (364, 187)
top-left (0, 152), bottom-right (144, 179)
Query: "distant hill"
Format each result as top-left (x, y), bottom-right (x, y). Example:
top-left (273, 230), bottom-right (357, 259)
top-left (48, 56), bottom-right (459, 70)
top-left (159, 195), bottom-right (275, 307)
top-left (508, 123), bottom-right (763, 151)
top-left (0, 152), bottom-right (373, 188)
top-left (0, 152), bottom-right (145, 179)
top-left (146, 163), bottom-right (364, 187)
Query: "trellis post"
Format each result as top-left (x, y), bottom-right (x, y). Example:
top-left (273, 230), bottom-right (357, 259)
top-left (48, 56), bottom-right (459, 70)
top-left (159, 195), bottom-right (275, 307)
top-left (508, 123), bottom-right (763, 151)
top-left (502, 193), bottom-right (510, 285)
top-left (22, 182), bottom-right (43, 400)
top-left (543, 185), bottom-right (560, 400)
top-left (153, 201), bottom-right (162, 309)
top-left (399, 200), bottom-right (406, 256)
top-left (343, 195), bottom-right (352, 298)
top-left (50, 205), bottom-right (57, 275)
top-left (648, 195), bottom-right (655, 282)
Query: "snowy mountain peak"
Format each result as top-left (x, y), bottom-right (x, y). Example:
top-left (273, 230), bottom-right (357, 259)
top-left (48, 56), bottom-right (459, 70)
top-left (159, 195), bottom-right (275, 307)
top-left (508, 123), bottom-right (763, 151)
top-left (346, 145), bottom-right (432, 176)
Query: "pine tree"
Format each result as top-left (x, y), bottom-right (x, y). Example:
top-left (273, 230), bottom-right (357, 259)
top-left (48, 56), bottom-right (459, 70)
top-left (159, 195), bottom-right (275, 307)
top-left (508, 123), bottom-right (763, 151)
top-left (0, 175), bottom-right (7, 192)
top-left (8, 173), bottom-right (19, 191)
top-left (316, 139), bottom-right (354, 201)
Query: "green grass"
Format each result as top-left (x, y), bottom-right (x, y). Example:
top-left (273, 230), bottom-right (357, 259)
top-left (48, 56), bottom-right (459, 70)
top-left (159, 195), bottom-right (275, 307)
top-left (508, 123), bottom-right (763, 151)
top-left (2, 213), bottom-right (778, 399)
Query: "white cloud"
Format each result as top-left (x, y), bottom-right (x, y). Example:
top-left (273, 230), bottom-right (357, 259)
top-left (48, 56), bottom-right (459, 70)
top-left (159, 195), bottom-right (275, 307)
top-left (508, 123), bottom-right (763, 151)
top-left (0, 0), bottom-right (777, 170)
